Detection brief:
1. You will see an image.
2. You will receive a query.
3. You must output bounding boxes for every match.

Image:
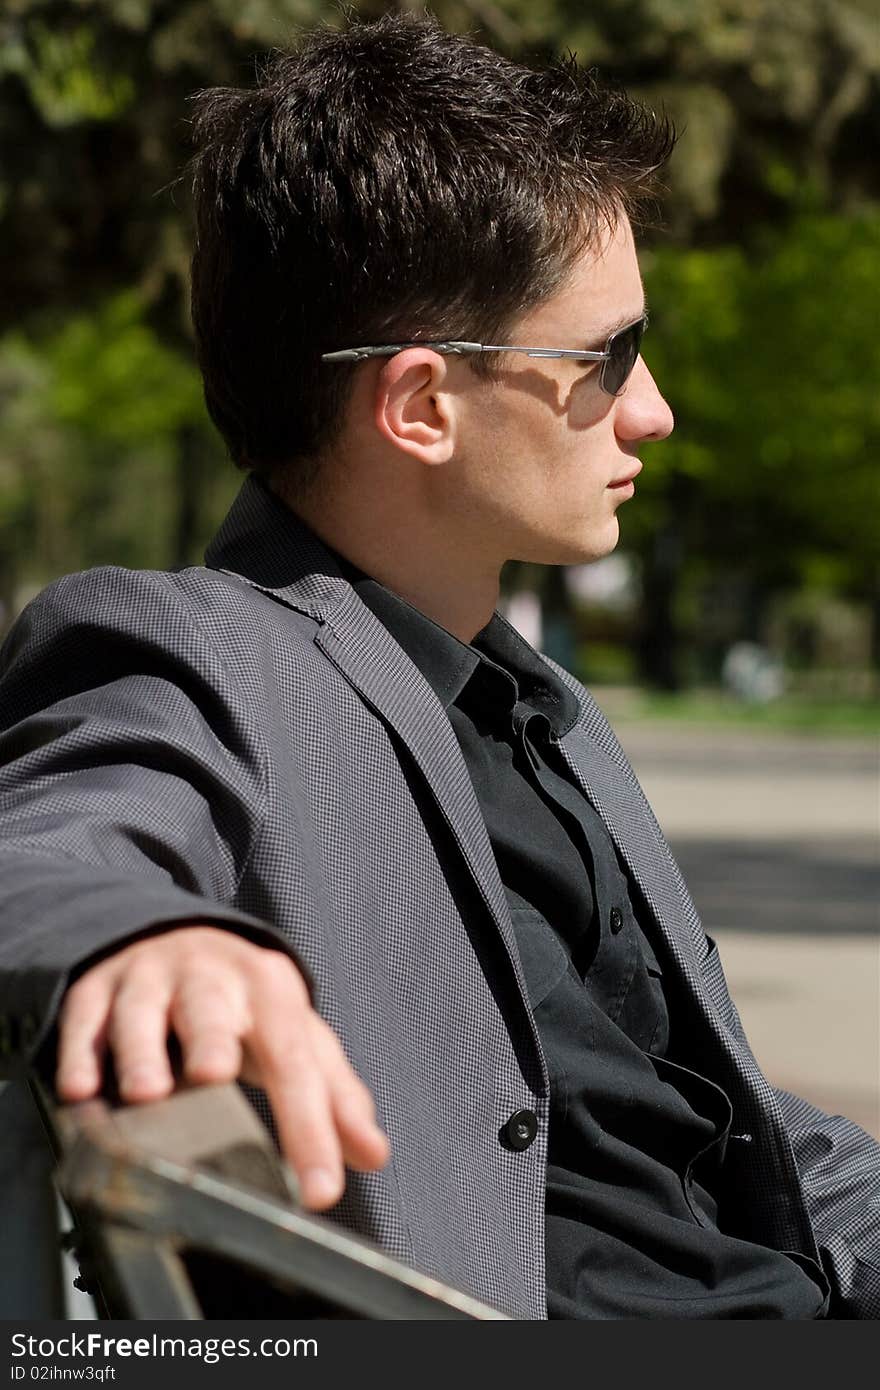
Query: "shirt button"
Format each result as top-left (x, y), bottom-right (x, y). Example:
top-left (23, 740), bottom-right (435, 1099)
top-left (501, 1109), bottom-right (538, 1151)
top-left (610, 907), bottom-right (624, 934)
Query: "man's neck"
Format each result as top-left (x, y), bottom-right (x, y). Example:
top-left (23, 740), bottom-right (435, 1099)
top-left (271, 478), bottom-right (501, 644)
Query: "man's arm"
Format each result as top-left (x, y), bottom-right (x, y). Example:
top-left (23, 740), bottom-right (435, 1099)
top-left (0, 567), bottom-right (389, 1209)
top-left (720, 971), bottom-right (879, 1318)
top-left (771, 1086), bottom-right (880, 1318)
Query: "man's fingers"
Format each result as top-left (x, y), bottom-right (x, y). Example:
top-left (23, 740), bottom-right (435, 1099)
top-left (56, 971), bottom-right (115, 1100)
top-left (108, 971), bottom-right (175, 1101)
top-left (170, 974), bottom-right (245, 1084)
top-left (247, 1017), bottom-right (346, 1211)
top-left (54, 930), bottom-right (391, 1218)
top-left (307, 1014), bottom-right (390, 1172)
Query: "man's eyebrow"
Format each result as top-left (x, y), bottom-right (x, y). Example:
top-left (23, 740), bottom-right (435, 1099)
top-left (587, 301), bottom-right (649, 346)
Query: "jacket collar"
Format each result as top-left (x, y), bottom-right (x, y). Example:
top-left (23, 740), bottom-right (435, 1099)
top-left (204, 474), bottom-right (353, 623)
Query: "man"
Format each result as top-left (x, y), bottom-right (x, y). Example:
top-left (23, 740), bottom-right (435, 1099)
top-left (0, 13), bottom-right (877, 1319)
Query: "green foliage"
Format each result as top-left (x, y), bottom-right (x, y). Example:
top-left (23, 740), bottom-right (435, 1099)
top-left (612, 208), bottom-right (880, 686)
top-left (634, 210), bottom-right (880, 590)
top-left (0, 293), bottom-right (235, 603)
top-left (16, 22), bottom-right (135, 125)
top-left (46, 292), bottom-right (204, 441)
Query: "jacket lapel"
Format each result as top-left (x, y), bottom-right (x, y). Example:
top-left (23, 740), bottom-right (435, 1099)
top-left (557, 723), bottom-right (698, 956)
top-left (313, 587), bottom-right (523, 973)
top-left (555, 720), bottom-right (734, 1028)
top-left (205, 477), bottom-right (539, 1038)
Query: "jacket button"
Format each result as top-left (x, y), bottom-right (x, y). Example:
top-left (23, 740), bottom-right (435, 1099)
top-left (610, 907), bottom-right (624, 934)
top-left (501, 1109), bottom-right (538, 1151)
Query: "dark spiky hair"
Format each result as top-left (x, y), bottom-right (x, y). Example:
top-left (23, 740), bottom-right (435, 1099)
top-left (189, 11), bottom-right (675, 488)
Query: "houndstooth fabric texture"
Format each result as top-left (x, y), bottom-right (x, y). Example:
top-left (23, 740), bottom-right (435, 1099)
top-left (0, 474), bottom-right (877, 1318)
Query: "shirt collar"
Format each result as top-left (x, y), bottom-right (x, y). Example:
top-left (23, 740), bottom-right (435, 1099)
top-left (472, 613), bottom-right (580, 735)
top-left (335, 557), bottom-right (579, 736)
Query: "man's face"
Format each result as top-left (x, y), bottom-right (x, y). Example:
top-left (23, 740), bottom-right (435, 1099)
top-left (447, 214), bottom-right (674, 567)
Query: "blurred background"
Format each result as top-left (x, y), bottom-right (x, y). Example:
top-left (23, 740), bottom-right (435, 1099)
top-left (0, 0), bottom-right (878, 1315)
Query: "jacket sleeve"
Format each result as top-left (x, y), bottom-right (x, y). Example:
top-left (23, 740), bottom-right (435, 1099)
top-left (699, 915), bottom-right (879, 1318)
top-left (771, 1086), bottom-right (880, 1319)
top-left (716, 951), bottom-right (880, 1319)
top-left (0, 565), bottom-right (300, 1079)
top-left (712, 942), bottom-right (880, 1319)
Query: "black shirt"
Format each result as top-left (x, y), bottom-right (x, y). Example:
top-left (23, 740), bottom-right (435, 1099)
top-left (344, 569), bottom-right (828, 1319)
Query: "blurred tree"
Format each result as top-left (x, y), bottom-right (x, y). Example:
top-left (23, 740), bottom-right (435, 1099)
top-left (0, 1), bottom-right (328, 342)
top-left (627, 209), bottom-right (880, 685)
top-left (490, 0), bottom-right (880, 225)
top-left (0, 290), bottom-right (235, 622)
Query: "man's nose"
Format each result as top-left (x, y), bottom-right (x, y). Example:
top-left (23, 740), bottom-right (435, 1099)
top-left (615, 357), bottom-right (674, 443)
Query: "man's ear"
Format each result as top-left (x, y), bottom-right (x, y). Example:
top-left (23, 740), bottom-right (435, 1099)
top-left (372, 349), bottom-right (456, 463)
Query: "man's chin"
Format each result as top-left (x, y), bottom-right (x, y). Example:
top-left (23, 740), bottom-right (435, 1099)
top-left (512, 523), bottom-right (620, 568)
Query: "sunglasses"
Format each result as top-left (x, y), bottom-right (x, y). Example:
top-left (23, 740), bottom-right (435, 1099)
top-left (321, 313), bottom-right (649, 397)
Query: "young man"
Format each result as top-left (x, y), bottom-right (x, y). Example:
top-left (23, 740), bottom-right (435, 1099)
top-left (0, 13), bottom-right (876, 1319)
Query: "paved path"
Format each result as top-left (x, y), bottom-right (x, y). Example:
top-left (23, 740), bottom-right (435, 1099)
top-left (610, 720), bottom-right (879, 1137)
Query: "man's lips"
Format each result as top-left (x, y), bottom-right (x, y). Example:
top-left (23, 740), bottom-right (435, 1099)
top-left (608, 461), bottom-right (643, 489)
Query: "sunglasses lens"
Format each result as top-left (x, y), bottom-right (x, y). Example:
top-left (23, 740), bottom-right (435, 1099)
top-left (601, 317), bottom-right (647, 395)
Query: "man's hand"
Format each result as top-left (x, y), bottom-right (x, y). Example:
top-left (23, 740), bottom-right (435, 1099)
top-left (55, 925), bottom-right (390, 1211)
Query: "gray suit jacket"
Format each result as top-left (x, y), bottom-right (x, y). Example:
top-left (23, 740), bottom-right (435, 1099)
top-left (0, 476), bottom-right (877, 1318)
